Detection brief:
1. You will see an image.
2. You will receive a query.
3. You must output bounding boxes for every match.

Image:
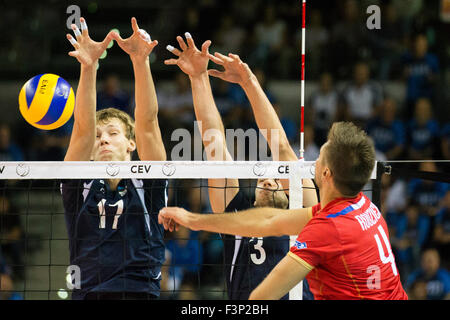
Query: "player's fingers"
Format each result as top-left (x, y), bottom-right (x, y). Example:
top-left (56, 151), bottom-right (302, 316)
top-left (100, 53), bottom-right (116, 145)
top-left (131, 17), bottom-right (139, 33)
top-left (164, 58), bottom-right (178, 65)
top-left (66, 34), bottom-right (80, 49)
top-left (148, 39), bottom-right (158, 50)
top-left (109, 31), bottom-right (124, 44)
top-left (214, 51), bottom-right (232, 63)
top-left (71, 24), bottom-right (82, 40)
top-left (176, 36), bottom-right (188, 51)
top-left (184, 32), bottom-right (196, 49)
top-left (228, 53), bottom-right (241, 62)
top-left (207, 53), bottom-right (224, 65)
top-left (68, 51), bottom-right (79, 58)
top-left (80, 17), bottom-right (89, 36)
top-left (201, 40), bottom-right (211, 55)
top-left (208, 69), bottom-right (226, 79)
top-left (100, 31), bottom-right (115, 49)
top-left (166, 45), bottom-right (181, 57)
top-left (138, 29), bottom-right (151, 42)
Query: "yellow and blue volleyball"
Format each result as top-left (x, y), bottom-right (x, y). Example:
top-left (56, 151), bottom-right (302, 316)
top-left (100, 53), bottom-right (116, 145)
top-left (18, 73), bottom-right (75, 130)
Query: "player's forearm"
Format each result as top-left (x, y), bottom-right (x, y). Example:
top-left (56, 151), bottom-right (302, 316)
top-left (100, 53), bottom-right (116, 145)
top-left (65, 64), bottom-right (97, 161)
top-left (241, 76), bottom-right (295, 161)
top-left (189, 207), bottom-right (291, 237)
top-left (190, 73), bottom-right (229, 160)
top-left (74, 64), bottom-right (97, 133)
top-left (132, 58), bottom-right (166, 160)
top-left (190, 73), bottom-right (225, 134)
top-left (133, 58), bottom-right (158, 122)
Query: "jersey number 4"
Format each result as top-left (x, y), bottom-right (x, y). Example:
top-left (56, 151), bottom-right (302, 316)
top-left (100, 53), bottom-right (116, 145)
top-left (374, 225), bottom-right (398, 276)
top-left (97, 199), bottom-right (124, 229)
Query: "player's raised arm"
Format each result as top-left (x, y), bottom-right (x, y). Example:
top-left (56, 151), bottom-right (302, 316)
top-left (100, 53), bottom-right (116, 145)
top-left (110, 17), bottom-right (166, 161)
top-left (158, 206), bottom-right (312, 237)
top-left (208, 53), bottom-right (317, 206)
top-left (165, 33), bottom-right (238, 213)
top-left (64, 18), bottom-right (113, 161)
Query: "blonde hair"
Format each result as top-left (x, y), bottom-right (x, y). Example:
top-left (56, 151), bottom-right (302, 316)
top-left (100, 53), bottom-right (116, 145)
top-left (96, 108), bottom-right (135, 141)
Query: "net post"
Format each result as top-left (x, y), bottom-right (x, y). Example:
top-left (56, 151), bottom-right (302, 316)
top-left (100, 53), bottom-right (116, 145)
top-left (372, 161), bottom-right (384, 209)
top-left (288, 159), bottom-right (303, 300)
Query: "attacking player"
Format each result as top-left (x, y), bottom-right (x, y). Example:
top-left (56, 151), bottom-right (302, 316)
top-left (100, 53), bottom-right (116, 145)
top-left (160, 122), bottom-right (408, 300)
top-left (61, 17), bottom-right (167, 300)
top-left (164, 33), bottom-right (317, 299)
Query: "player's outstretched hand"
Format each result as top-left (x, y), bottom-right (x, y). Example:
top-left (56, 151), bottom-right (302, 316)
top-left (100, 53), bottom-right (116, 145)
top-left (110, 17), bottom-right (158, 63)
top-left (159, 207), bottom-right (196, 232)
top-left (164, 32), bottom-right (211, 77)
top-left (66, 17), bottom-right (114, 67)
top-left (208, 52), bottom-right (254, 87)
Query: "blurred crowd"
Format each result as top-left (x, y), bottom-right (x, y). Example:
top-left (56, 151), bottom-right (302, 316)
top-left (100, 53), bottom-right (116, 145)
top-left (1, 0), bottom-right (450, 300)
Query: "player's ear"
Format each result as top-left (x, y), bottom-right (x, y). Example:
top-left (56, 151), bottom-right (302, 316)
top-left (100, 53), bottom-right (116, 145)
top-left (127, 139), bottom-right (136, 153)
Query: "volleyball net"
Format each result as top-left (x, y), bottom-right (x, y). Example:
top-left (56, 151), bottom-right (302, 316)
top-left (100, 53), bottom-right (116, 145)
top-left (0, 160), bottom-right (380, 300)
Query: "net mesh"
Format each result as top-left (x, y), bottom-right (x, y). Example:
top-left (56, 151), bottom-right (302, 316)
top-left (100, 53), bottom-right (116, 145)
top-left (0, 160), bottom-right (377, 300)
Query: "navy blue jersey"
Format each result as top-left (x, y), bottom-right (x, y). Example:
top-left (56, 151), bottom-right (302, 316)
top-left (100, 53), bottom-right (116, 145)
top-left (223, 190), bottom-right (290, 300)
top-left (60, 178), bottom-right (167, 300)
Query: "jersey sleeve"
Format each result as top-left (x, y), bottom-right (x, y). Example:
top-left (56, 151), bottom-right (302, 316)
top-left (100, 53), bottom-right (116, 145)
top-left (289, 217), bottom-right (340, 271)
top-left (311, 203), bottom-right (321, 217)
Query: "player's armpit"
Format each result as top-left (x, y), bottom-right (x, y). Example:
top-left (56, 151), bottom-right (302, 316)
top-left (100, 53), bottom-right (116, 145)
top-left (249, 254), bottom-right (311, 300)
top-left (270, 207), bottom-right (313, 236)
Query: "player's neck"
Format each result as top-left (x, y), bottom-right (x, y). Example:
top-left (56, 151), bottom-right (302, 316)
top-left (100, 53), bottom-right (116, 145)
top-left (107, 179), bottom-right (121, 191)
top-left (319, 186), bottom-right (346, 209)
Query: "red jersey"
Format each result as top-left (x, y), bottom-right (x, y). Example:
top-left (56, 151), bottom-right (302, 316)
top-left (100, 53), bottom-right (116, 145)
top-left (289, 192), bottom-right (408, 300)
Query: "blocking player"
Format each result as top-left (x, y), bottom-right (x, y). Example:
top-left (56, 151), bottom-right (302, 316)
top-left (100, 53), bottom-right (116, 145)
top-left (62, 17), bottom-right (167, 300)
top-left (160, 122), bottom-right (408, 300)
top-left (163, 33), bottom-right (317, 299)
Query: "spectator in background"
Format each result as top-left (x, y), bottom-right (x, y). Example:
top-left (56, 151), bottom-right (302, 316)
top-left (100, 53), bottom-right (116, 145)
top-left (329, 0), bottom-right (366, 78)
top-left (366, 97), bottom-right (405, 160)
top-left (309, 73), bottom-right (338, 146)
top-left (297, 9), bottom-right (329, 80)
top-left (392, 201), bottom-right (431, 278)
top-left (340, 61), bottom-right (384, 128)
top-left (406, 248), bottom-right (450, 300)
top-left (165, 226), bottom-right (203, 296)
top-left (213, 14), bottom-right (246, 56)
top-left (97, 73), bottom-right (132, 115)
top-left (29, 119), bottom-right (72, 161)
top-left (408, 279), bottom-right (428, 300)
top-left (406, 98), bottom-right (440, 160)
top-left (0, 194), bottom-right (25, 280)
top-left (158, 72), bottom-right (194, 129)
top-left (0, 249), bottom-right (14, 300)
top-left (441, 123), bottom-right (450, 160)
top-left (401, 34), bottom-right (439, 119)
top-left (0, 123), bottom-right (24, 161)
top-left (433, 191), bottom-right (450, 268)
top-left (382, 174), bottom-right (408, 236)
top-left (252, 5), bottom-right (286, 71)
top-left (368, 3), bottom-right (407, 80)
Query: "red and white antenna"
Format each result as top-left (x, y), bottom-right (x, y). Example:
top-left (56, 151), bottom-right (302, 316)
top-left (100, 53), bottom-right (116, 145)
top-left (299, 0), bottom-right (306, 160)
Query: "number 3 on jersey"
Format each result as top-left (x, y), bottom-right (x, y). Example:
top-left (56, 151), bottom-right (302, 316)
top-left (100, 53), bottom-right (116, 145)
top-left (97, 199), bottom-right (124, 229)
top-left (250, 237), bottom-right (266, 265)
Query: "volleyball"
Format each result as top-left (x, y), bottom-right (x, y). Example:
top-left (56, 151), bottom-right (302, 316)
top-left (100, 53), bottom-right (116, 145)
top-left (18, 73), bottom-right (75, 130)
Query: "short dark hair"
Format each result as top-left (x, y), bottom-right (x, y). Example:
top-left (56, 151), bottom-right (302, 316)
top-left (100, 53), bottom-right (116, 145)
top-left (324, 122), bottom-right (375, 197)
